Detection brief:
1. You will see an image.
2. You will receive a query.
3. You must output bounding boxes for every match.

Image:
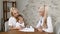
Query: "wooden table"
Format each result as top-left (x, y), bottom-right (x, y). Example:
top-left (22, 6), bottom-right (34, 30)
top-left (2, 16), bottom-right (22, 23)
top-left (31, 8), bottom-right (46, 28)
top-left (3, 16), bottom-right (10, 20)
top-left (0, 29), bottom-right (54, 34)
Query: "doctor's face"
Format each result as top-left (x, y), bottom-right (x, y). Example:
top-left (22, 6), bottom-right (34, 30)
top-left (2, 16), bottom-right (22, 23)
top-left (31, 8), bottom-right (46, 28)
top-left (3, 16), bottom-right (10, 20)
top-left (39, 9), bottom-right (45, 16)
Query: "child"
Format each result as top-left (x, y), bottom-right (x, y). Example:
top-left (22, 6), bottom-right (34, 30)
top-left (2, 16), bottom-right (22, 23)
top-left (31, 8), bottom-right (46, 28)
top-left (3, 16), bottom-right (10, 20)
top-left (16, 15), bottom-right (25, 30)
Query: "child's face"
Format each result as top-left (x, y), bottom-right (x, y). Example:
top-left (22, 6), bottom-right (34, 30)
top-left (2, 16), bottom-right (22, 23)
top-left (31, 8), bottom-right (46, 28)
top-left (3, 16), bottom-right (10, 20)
top-left (18, 17), bottom-right (24, 23)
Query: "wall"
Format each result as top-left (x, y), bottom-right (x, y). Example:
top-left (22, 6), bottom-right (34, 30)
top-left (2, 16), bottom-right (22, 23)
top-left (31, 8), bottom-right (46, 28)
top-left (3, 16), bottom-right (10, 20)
top-left (17, 0), bottom-right (60, 27)
top-left (17, 0), bottom-right (40, 27)
top-left (0, 0), bottom-right (3, 31)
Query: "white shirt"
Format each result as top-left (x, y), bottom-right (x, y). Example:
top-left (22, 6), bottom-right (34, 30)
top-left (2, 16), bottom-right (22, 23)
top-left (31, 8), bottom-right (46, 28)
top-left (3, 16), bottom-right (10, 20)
top-left (16, 22), bottom-right (25, 28)
top-left (8, 17), bottom-right (17, 27)
top-left (36, 16), bottom-right (53, 33)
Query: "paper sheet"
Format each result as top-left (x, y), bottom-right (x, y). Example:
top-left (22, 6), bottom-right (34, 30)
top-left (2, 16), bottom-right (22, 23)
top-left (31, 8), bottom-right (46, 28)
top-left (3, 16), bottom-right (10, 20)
top-left (19, 26), bottom-right (34, 32)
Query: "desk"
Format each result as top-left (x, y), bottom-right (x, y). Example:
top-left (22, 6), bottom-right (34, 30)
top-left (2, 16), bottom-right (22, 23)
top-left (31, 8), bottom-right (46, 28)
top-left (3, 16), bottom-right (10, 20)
top-left (0, 29), bottom-right (53, 34)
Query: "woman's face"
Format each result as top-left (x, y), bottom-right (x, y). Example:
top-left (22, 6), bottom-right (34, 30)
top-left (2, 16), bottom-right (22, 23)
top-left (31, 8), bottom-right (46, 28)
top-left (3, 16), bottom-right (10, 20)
top-left (39, 10), bottom-right (44, 16)
top-left (13, 10), bottom-right (19, 18)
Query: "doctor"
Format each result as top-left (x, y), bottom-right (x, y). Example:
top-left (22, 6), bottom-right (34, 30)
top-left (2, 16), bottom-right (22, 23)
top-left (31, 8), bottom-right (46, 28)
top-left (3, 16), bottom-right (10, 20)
top-left (36, 5), bottom-right (53, 33)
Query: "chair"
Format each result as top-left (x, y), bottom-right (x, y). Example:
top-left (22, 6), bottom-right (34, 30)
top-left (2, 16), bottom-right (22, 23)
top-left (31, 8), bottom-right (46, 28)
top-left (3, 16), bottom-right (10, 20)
top-left (5, 21), bottom-right (9, 32)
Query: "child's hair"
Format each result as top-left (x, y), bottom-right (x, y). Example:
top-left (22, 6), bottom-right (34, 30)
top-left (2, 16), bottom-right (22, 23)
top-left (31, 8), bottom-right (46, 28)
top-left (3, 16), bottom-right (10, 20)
top-left (17, 14), bottom-right (24, 22)
top-left (18, 14), bottom-right (23, 18)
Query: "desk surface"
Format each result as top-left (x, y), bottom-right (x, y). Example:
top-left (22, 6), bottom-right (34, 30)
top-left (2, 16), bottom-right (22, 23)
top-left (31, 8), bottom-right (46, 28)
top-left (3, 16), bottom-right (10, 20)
top-left (0, 30), bottom-right (53, 34)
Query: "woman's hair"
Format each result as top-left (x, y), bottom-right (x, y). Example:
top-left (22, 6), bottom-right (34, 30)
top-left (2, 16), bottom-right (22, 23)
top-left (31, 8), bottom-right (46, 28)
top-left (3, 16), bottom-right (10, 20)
top-left (10, 7), bottom-right (18, 16)
top-left (18, 14), bottom-right (23, 18)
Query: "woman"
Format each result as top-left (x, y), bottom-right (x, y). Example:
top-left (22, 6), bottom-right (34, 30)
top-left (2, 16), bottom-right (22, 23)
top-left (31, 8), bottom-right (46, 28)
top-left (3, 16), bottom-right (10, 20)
top-left (36, 5), bottom-right (53, 33)
top-left (8, 7), bottom-right (19, 30)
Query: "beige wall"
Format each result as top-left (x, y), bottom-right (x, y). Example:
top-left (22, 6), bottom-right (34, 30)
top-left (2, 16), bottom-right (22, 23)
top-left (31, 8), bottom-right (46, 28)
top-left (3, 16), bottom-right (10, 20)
top-left (17, 0), bottom-right (60, 27)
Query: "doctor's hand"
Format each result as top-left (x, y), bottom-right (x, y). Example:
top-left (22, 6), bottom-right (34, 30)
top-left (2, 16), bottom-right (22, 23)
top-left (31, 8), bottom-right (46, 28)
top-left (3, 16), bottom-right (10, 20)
top-left (37, 26), bottom-right (43, 32)
top-left (37, 28), bottom-right (43, 32)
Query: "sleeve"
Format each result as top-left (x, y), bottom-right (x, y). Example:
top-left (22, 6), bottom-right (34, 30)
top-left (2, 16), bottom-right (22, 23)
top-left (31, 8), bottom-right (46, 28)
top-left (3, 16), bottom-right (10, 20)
top-left (8, 18), bottom-right (13, 27)
top-left (44, 16), bottom-right (53, 32)
top-left (36, 20), bottom-right (41, 28)
top-left (8, 17), bottom-right (16, 27)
